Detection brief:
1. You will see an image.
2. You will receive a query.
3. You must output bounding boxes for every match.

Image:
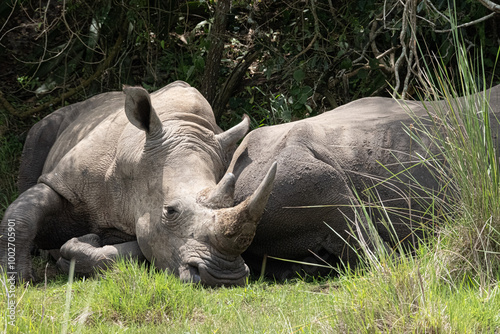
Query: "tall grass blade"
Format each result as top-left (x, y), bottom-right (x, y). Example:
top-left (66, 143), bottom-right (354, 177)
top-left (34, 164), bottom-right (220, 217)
top-left (61, 258), bottom-right (75, 334)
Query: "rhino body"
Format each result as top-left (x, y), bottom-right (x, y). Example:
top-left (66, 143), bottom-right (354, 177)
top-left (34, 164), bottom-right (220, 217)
top-left (0, 81), bottom-right (275, 286)
top-left (229, 85), bottom-right (500, 279)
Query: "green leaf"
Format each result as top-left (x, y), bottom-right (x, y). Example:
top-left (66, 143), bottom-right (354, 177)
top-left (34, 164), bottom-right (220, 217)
top-left (194, 57), bottom-right (205, 70)
top-left (186, 65), bottom-right (195, 80)
top-left (340, 58), bottom-right (352, 70)
top-left (417, 0), bottom-right (426, 13)
top-left (357, 68), bottom-right (368, 79)
top-left (369, 58), bottom-right (379, 70)
top-left (293, 69), bottom-right (305, 83)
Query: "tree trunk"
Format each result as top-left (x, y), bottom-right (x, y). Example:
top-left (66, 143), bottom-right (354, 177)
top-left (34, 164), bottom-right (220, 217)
top-left (213, 47), bottom-right (261, 122)
top-left (200, 0), bottom-right (231, 105)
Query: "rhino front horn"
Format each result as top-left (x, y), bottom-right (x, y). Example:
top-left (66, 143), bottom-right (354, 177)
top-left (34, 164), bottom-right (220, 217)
top-left (213, 162), bottom-right (277, 255)
top-left (246, 161), bottom-right (277, 219)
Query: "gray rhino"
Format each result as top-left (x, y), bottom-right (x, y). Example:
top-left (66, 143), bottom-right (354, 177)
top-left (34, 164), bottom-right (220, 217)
top-left (0, 81), bottom-right (276, 286)
top-left (229, 85), bottom-right (500, 279)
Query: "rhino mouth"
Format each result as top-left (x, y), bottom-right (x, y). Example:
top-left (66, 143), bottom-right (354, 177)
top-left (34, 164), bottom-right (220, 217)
top-left (184, 257), bottom-right (249, 287)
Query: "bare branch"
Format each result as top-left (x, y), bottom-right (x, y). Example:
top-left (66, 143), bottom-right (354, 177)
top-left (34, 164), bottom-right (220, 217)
top-left (393, 1), bottom-right (408, 96)
top-left (9, 18), bottom-right (129, 119)
top-left (402, 0), bottom-right (417, 97)
top-left (435, 12), bottom-right (496, 33)
top-left (213, 48), bottom-right (262, 121)
top-left (0, 0), bottom-right (19, 42)
top-left (477, 0), bottom-right (500, 13)
top-left (367, 18), bottom-right (396, 73)
top-left (61, 0), bottom-right (105, 58)
top-left (376, 46), bottom-right (399, 61)
top-left (0, 90), bottom-right (17, 116)
top-left (285, 0), bottom-right (321, 69)
top-left (425, 0), bottom-right (452, 23)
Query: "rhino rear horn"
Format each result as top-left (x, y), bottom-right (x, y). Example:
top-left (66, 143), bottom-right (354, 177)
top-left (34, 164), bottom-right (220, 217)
top-left (214, 162), bottom-right (277, 255)
top-left (205, 172), bottom-right (236, 208)
top-left (215, 114), bottom-right (250, 151)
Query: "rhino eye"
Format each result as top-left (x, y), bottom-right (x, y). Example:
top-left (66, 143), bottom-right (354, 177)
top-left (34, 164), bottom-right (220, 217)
top-left (163, 205), bottom-right (180, 222)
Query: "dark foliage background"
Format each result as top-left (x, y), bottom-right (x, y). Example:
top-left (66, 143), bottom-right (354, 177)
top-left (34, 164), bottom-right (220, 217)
top-left (0, 0), bottom-right (499, 210)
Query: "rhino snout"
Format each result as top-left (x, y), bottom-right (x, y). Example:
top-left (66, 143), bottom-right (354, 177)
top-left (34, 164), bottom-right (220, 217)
top-left (197, 262), bottom-right (249, 287)
top-left (181, 257), bottom-right (249, 287)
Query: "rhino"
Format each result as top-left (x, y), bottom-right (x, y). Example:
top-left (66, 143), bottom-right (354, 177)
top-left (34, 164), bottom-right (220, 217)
top-left (229, 85), bottom-right (500, 279)
top-left (0, 81), bottom-right (277, 287)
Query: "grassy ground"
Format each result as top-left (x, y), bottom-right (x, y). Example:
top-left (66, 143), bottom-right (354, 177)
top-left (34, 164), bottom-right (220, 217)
top-left (1, 247), bottom-right (499, 333)
top-left (1, 259), bottom-right (336, 333)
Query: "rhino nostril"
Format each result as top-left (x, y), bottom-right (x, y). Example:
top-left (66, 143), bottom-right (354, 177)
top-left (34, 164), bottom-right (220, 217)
top-left (188, 265), bottom-right (201, 284)
top-left (179, 264), bottom-right (201, 284)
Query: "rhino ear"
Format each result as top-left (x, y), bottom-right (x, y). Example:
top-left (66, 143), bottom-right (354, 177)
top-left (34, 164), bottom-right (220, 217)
top-left (216, 114), bottom-right (250, 151)
top-left (123, 85), bottom-right (162, 134)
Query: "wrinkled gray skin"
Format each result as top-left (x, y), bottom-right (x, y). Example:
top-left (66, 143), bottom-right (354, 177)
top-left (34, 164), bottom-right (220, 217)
top-left (229, 85), bottom-right (500, 279)
top-left (0, 81), bottom-right (276, 286)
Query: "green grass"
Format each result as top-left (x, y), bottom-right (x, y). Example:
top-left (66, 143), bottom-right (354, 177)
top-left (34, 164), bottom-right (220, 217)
top-left (400, 20), bottom-right (500, 286)
top-left (1, 259), bottom-right (339, 333)
top-left (1, 252), bottom-right (499, 333)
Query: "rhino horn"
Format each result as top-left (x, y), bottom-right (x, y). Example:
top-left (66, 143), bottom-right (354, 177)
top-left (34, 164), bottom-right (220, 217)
top-left (214, 162), bottom-right (277, 255)
top-left (246, 161), bottom-right (277, 218)
top-left (205, 172), bottom-right (236, 208)
top-left (215, 114), bottom-right (250, 151)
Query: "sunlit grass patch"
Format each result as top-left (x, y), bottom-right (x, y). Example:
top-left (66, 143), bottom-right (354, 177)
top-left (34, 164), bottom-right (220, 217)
top-left (1, 258), bottom-right (342, 333)
top-left (92, 260), bottom-right (200, 326)
top-left (331, 242), bottom-right (500, 333)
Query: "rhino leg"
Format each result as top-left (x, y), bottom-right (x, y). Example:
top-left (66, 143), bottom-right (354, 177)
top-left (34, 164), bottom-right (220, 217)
top-left (56, 234), bottom-right (145, 276)
top-left (17, 111), bottom-right (69, 193)
top-left (0, 183), bottom-right (64, 282)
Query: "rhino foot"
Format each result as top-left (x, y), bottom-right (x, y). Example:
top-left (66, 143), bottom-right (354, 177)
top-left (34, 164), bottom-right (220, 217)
top-left (57, 234), bottom-right (145, 276)
top-left (0, 253), bottom-right (36, 284)
top-left (1, 183), bottom-right (65, 284)
top-left (57, 234), bottom-right (106, 276)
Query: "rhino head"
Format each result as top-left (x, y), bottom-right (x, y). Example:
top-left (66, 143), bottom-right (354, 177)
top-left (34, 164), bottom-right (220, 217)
top-left (118, 83), bottom-right (275, 286)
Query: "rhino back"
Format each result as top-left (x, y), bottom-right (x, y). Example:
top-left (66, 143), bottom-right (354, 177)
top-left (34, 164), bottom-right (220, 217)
top-left (18, 92), bottom-right (124, 193)
top-left (318, 97), bottom-right (437, 192)
top-left (42, 91), bottom-right (126, 172)
top-left (34, 92), bottom-right (138, 233)
top-left (230, 97), bottom-right (432, 193)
